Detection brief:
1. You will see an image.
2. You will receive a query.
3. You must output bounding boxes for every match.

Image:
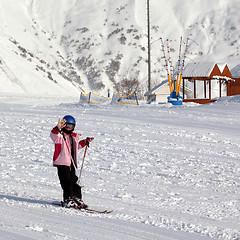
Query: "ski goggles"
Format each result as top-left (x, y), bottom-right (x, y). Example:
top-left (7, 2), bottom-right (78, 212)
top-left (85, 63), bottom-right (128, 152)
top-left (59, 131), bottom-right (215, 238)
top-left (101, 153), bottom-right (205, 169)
top-left (65, 123), bottom-right (75, 130)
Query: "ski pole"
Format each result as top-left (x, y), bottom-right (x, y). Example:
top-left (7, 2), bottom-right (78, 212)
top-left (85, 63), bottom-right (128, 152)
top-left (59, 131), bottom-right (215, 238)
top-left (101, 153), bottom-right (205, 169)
top-left (77, 145), bottom-right (88, 185)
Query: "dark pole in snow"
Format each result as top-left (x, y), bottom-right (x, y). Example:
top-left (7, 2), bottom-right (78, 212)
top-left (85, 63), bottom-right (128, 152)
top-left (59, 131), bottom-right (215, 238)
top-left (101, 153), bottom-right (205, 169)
top-left (147, 0), bottom-right (151, 91)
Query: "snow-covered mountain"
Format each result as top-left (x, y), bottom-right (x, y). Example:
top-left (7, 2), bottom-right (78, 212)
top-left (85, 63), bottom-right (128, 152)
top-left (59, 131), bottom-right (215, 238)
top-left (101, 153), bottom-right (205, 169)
top-left (0, 0), bottom-right (239, 97)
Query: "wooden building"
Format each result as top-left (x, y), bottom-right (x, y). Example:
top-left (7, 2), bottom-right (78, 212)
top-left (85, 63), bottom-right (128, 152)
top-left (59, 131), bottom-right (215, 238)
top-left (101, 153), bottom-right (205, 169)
top-left (228, 64), bottom-right (240, 96)
top-left (182, 62), bottom-right (233, 104)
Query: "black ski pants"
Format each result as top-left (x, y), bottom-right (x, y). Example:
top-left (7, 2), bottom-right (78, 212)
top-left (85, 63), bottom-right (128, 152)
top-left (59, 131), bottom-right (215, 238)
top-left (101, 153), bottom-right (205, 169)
top-left (57, 164), bottom-right (82, 201)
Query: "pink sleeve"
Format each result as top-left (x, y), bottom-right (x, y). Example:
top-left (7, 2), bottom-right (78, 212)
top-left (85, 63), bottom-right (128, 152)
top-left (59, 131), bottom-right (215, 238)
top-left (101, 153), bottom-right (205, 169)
top-left (50, 127), bottom-right (62, 143)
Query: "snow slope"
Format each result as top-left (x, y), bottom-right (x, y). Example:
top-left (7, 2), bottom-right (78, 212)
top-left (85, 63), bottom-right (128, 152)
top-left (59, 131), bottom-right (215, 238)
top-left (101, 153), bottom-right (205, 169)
top-left (0, 93), bottom-right (239, 239)
top-left (0, 0), bottom-right (239, 97)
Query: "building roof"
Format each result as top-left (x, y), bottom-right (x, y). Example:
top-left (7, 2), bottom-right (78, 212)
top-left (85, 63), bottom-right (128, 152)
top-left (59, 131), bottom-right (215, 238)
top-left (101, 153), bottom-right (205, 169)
top-left (182, 62), bottom-right (216, 77)
top-left (144, 80), bottom-right (168, 96)
top-left (231, 64), bottom-right (240, 78)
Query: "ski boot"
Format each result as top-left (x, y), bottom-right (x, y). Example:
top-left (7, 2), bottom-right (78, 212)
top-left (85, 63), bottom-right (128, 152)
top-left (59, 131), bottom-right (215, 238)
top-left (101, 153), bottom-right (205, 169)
top-left (62, 198), bottom-right (79, 209)
top-left (73, 197), bottom-right (88, 209)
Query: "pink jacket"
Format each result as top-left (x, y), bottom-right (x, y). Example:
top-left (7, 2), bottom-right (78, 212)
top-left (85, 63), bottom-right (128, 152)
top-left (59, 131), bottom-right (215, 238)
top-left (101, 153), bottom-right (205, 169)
top-left (50, 127), bottom-right (86, 167)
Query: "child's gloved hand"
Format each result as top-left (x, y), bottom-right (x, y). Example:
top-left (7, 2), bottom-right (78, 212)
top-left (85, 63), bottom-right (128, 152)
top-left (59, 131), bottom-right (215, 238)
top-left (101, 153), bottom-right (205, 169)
top-left (85, 137), bottom-right (94, 147)
top-left (57, 118), bottom-right (66, 131)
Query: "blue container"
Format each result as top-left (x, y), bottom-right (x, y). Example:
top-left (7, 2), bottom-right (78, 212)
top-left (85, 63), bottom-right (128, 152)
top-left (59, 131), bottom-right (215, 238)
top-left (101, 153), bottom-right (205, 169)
top-left (168, 91), bottom-right (183, 105)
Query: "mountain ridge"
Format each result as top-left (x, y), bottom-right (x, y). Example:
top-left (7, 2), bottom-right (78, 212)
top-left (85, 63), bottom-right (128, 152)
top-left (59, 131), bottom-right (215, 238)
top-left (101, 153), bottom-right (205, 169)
top-left (0, 0), bottom-right (239, 97)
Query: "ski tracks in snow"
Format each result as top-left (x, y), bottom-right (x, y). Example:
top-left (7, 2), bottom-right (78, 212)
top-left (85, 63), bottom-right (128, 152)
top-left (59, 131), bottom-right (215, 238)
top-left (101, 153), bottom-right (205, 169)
top-left (0, 95), bottom-right (240, 239)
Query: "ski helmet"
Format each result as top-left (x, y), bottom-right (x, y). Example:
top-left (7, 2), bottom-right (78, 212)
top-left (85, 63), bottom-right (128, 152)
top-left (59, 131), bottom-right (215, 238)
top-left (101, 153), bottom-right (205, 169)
top-left (63, 115), bottom-right (76, 125)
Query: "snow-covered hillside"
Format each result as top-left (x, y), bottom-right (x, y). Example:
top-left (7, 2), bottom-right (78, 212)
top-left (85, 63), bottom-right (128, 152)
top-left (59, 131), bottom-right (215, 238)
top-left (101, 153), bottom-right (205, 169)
top-left (0, 93), bottom-right (240, 239)
top-left (0, 0), bottom-right (239, 97)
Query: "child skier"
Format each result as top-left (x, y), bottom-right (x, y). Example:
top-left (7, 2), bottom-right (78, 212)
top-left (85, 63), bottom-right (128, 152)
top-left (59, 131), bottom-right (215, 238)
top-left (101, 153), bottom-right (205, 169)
top-left (50, 115), bottom-right (94, 209)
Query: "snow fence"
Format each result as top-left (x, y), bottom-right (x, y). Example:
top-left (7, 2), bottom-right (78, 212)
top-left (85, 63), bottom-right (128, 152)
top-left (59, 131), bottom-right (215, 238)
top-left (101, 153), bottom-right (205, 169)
top-left (80, 92), bottom-right (139, 105)
top-left (80, 92), bottom-right (111, 104)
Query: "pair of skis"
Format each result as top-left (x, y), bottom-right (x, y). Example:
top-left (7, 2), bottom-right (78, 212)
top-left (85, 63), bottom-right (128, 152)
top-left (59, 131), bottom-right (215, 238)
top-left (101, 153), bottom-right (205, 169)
top-left (52, 201), bottom-right (113, 214)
